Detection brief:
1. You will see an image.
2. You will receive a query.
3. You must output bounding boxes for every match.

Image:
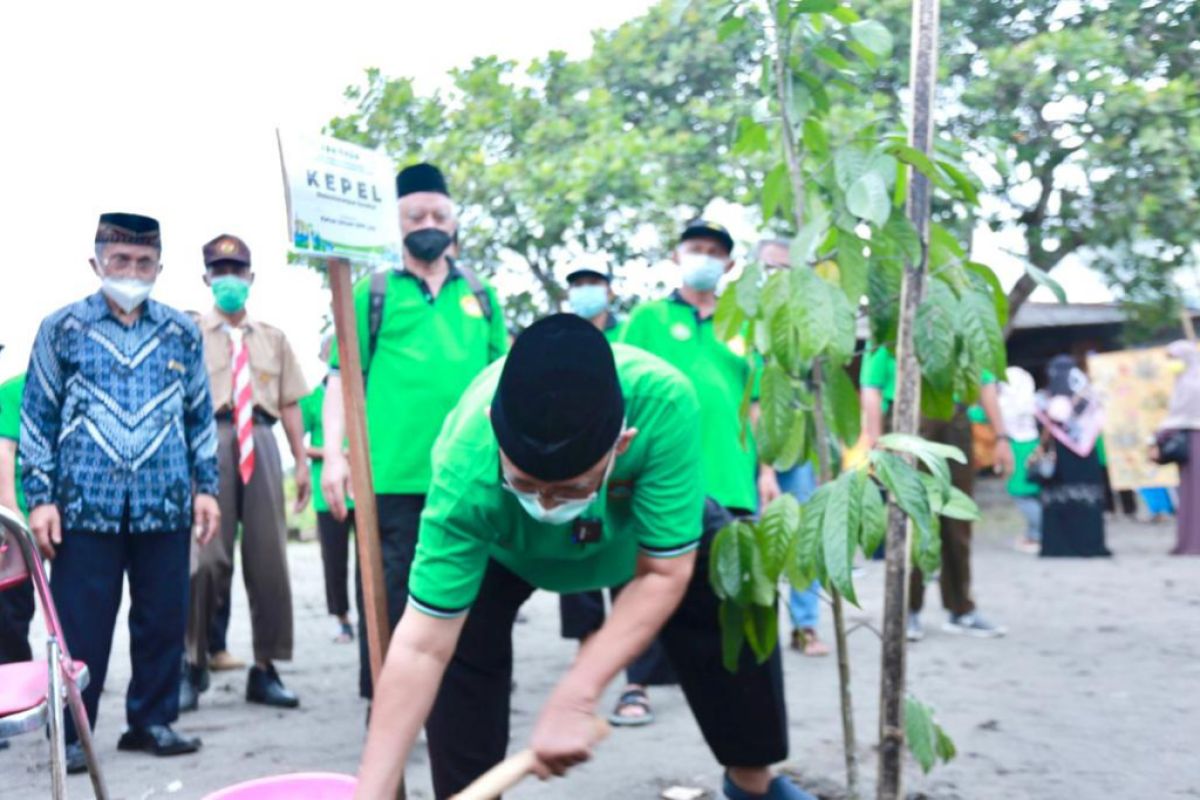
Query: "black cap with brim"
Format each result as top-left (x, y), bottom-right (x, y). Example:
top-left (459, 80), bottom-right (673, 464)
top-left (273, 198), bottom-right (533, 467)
top-left (491, 314), bottom-right (624, 482)
top-left (396, 163), bottom-right (449, 198)
top-left (680, 218), bottom-right (734, 255)
top-left (565, 268), bottom-right (611, 284)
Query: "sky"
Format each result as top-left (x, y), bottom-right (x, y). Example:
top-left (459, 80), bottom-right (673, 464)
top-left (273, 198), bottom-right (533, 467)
top-left (0, 0), bottom-right (1114, 386)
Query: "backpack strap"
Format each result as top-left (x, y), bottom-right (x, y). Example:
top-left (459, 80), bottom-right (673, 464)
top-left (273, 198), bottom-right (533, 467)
top-left (366, 270), bottom-right (389, 376)
top-left (448, 257), bottom-right (493, 323)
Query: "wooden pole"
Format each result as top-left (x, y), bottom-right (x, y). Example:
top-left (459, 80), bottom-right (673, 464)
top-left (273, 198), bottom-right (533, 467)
top-left (877, 0), bottom-right (940, 797)
top-left (327, 258), bottom-right (391, 687)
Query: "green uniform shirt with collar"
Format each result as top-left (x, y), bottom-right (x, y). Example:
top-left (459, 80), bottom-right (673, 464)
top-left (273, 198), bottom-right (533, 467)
top-left (619, 292), bottom-right (757, 511)
top-left (329, 267), bottom-right (509, 495)
top-left (602, 313), bottom-right (626, 344)
top-left (299, 383), bottom-right (353, 514)
top-left (0, 373), bottom-right (27, 516)
top-left (860, 347), bottom-right (996, 413)
top-left (407, 344), bottom-right (704, 618)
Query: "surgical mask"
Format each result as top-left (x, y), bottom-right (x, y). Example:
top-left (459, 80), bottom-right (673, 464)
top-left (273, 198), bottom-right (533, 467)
top-left (403, 228), bottom-right (452, 262)
top-left (679, 253), bottom-right (726, 290)
top-left (100, 277), bottom-right (155, 314)
top-left (505, 447), bottom-right (618, 526)
top-left (567, 285), bottom-right (609, 319)
top-left (211, 275), bottom-right (251, 313)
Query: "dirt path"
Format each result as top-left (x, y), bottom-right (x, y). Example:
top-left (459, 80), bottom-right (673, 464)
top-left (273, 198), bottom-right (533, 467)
top-left (7, 478), bottom-right (1200, 798)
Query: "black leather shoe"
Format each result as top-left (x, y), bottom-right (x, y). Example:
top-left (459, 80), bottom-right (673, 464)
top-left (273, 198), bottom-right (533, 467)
top-left (65, 742), bottom-right (88, 774)
top-left (246, 664), bottom-right (300, 708)
top-left (117, 725), bottom-right (201, 756)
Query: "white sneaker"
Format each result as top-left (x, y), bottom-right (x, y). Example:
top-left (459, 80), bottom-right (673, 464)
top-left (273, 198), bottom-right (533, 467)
top-left (943, 611), bottom-right (1006, 638)
top-left (906, 613), bottom-right (924, 642)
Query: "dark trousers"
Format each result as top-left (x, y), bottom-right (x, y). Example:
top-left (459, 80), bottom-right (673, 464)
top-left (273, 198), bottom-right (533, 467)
top-left (209, 556), bottom-right (233, 655)
top-left (318, 510), bottom-right (356, 617)
top-left (357, 494), bottom-right (424, 698)
top-left (559, 590), bottom-right (677, 686)
top-left (50, 526), bottom-right (190, 743)
top-left (426, 506), bottom-right (788, 799)
top-left (911, 412), bottom-right (976, 616)
top-left (0, 580), bottom-right (34, 664)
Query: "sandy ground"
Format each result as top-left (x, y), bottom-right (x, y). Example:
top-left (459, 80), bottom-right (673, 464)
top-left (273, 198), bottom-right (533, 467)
top-left (6, 478), bottom-right (1200, 799)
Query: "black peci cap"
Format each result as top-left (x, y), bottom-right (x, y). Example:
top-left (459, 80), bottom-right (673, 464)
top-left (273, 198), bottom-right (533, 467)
top-left (396, 163), bottom-right (449, 199)
top-left (95, 212), bottom-right (161, 247)
top-left (565, 268), bottom-right (612, 285)
top-left (490, 314), bottom-right (624, 481)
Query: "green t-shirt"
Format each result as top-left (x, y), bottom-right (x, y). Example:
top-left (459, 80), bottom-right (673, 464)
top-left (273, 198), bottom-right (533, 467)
top-left (329, 268), bottom-right (509, 494)
top-left (619, 294), bottom-right (757, 511)
top-left (299, 383), bottom-right (354, 514)
top-left (408, 344), bottom-right (704, 618)
top-left (861, 347), bottom-right (996, 413)
top-left (0, 374), bottom-right (27, 516)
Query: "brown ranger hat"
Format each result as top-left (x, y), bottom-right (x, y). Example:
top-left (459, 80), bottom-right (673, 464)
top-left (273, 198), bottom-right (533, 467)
top-left (202, 234), bottom-right (251, 268)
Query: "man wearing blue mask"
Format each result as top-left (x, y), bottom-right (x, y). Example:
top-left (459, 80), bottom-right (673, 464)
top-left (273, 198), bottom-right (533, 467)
top-left (565, 267), bottom-right (624, 341)
top-left (181, 234), bottom-right (310, 712)
top-left (356, 314), bottom-right (812, 800)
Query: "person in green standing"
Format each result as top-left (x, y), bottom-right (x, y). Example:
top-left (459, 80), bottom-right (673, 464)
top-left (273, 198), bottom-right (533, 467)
top-left (860, 345), bottom-right (1012, 641)
top-left (321, 162), bottom-right (509, 698)
top-left (565, 266), bottom-right (625, 341)
top-left (300, 335), bottom-right (356, 643)
top-left (0, 361), bottom-right (35, 689)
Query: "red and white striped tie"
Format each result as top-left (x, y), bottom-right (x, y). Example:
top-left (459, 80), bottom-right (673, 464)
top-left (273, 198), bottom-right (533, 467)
top-left (230, 327), bottom-right (256, 485)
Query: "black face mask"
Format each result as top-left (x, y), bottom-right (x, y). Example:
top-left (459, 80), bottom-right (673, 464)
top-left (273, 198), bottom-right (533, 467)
top-left (403, 228), bottom-right (452, 263)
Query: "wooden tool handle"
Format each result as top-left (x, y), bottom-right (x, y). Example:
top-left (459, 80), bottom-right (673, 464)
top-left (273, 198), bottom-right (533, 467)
top-left (450, 719), bottom-right (611, 800)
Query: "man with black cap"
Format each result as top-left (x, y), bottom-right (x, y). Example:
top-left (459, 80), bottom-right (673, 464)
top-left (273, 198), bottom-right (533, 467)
top-left (355, 315), bottom-right (813, 800)
top-left (622, 219), bottom-right (780, 520)
top-left (564, 266), bottom-right (623, 340)
top-left (180, 234), bottom-right (311, 711)
top-left (322, 162), bottom-right (509, 699)
top-left (20, 213), bottom-right (220, 771)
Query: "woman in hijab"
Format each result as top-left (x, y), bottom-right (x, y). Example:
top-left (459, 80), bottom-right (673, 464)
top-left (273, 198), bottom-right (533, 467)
top-left (999, 367), bottom-right (1042, 552)
top-left (1158, 340), bottom-right (1200, 555)
top-left (1034, 355), bottom-right (1111, 557)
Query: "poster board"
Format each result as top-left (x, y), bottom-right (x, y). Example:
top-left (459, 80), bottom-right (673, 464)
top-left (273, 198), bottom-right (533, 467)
top-left (1087, 347), bottom-right (1179, 490)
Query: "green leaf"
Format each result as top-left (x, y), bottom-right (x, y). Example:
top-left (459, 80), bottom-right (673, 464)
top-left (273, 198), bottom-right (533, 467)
top-left (812, 45), bottom-right (851, 71)
top-left (743, 603), bottom-right (779, 664)
top-left (823, 364), bottom-right (861, 444)
top-left (803, 118), bottom-right (830, 159)
top-left (1024, 262), bottom-right (1068, 304)
top-left (878, 430), bottom-right (966, 465)
top-left (791, 269), bottom-right (832, 363)
top-left (821, 471), bottom-right (859, 605)
top-left (936, 725), bottom-right (958, 763)
top-left (860, 476), bottom-right (887, 557)
top-left (762, 163), bottom-right (791, 223)
top-left (758, 494), bottom-right (802, 581)
top-left (774, 407), bottom-right (810, 471)
top-left (834, 146), bottom-right (870, 192)
top-left (905, 696), bottom-right (937, 773)
top-left (733, 116), bottom-right (769, 156)
top-left (792, 208), bottom-right (832, 264)
top-left (792, 0), bottom-right (838, 13)
top-left (935, 160), bottom-right (979, 205)
top-left (714, 520), bottom-right (772, 606)
top-left (709, 522), bottom-right (741, 600)
top-left (846, 172), bottom-right (890, 227)
top-left (867, 253), bottom-right (902, 345)
top-left (940, 486), bottom-right (980, 521)
top-left (960, 285), bottom-right (1007, 378)
top-left (887, 143), bottom-right (951, 189)
top-left (714, 285), bottom-right (745, 342)
top-left (914, 279), bottom-right (958, 392)
top-left (835, 229), bottom-right (868, 303)
top-left (717, 14), bottom-right (746, 43)
top-left (788, 485), bottom-right (829, 587)
top-left (829, 4), bottom-right (860, 24)
top-left (827, 282), bottom-right (858, 366)
top-left (872, 451), bottom-right (934, 544)
top-left (757, 364), bottom-right (796, 467)
top-left (920, 376), bottom-right (957, 421)
top-left (883, 214), bottom-right (921, 265)
top-left (964, 261), bottom-right (1009, 328)
top-left (736, 262), bottom-right (763, 317)
top-left (719, 600), bottom-right (746, 673)
top-left (850, 20), bottom-right (894, 56)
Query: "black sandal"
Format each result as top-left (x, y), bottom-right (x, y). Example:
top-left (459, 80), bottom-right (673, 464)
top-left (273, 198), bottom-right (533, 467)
top-left (608, 687), bottom-right (655, 727)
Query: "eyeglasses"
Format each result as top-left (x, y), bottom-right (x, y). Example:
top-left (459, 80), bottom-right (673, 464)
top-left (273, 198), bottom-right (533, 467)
top-left (101, 253), bottom-right (160, 277)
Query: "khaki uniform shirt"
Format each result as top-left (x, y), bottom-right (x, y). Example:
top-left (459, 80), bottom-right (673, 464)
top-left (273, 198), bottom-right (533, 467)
top-left (201, 311), bottom-right (308, 418)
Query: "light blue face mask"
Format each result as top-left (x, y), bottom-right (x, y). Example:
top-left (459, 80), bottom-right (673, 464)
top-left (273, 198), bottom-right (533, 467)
top-left (504, 444), bottom-right (619, 526)
top-left (568, 284), bottom-right (610, 319)
top-left (680, 253), bottom-right (727, 290)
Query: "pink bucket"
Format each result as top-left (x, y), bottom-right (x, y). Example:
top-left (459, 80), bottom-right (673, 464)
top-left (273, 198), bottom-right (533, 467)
top-left (202, 772), bottom-right (357, 800)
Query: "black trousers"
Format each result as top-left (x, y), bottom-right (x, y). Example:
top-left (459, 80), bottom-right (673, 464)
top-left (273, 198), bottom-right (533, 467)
top-left (357, 493), bottom-right (424, 698)
top-left (559, 589), bottom-right (677, 686)
top-left (0, 580), bottom-right (34, 664)
top-left (426, 504), bottom-right (789, 799)
top-left (318, 510), bottom-right (356, 617)
top-left (50, 525), bottom-right (190, 742)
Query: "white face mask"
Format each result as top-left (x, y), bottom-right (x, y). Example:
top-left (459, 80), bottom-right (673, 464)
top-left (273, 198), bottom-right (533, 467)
top-left (679, 252), bottom-right (727, 291)
top-left (505, 446), bottom-right (618, 526)
top-left (100, 276), bottom-right (155, 314)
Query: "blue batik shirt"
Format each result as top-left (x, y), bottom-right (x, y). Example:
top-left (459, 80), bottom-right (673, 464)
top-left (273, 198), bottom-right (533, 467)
top-left (20, 292), bottom-right (219, 534)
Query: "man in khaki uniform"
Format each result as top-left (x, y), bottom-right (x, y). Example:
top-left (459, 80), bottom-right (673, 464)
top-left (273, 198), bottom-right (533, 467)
top-left (181, 234), bottom-right (311, 710)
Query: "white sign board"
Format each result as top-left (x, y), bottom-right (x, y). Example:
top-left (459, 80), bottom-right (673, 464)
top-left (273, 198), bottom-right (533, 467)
top-left (277, 130), bottom-right (401, 266)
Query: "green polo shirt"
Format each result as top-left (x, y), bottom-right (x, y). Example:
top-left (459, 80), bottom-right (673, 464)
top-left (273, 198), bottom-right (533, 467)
top-left (0, 373), bottom-right (27, 516)
top-left (603, 314), bottom-right (626, 343)
top-left (619, 293), bottom-right (757, 511)
top-left (330, 268), bottom-right (508, 495)
top-left (299, 383), bottom-right (353, 514)
top-left (861, 347), bottom-right (995, 413)
top-left (407, 344), bottom-right (704, 618)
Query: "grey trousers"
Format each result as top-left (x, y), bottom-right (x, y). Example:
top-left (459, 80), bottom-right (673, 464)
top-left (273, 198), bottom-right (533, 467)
top-left (187, 421), bottom-right (293, 667)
